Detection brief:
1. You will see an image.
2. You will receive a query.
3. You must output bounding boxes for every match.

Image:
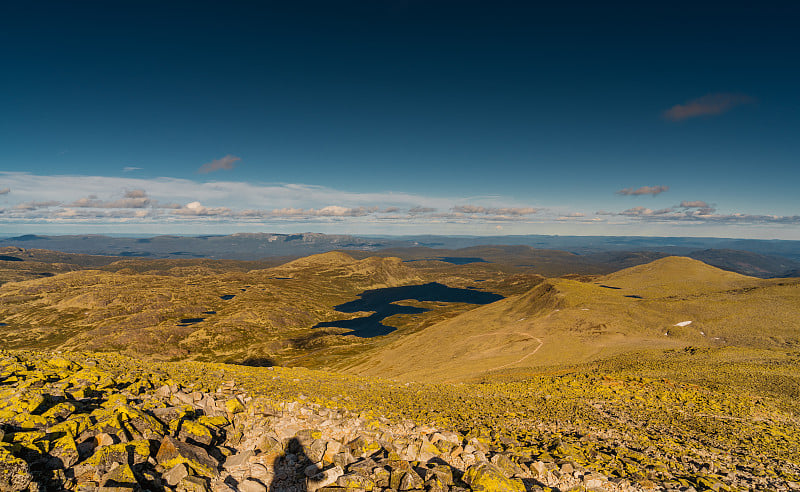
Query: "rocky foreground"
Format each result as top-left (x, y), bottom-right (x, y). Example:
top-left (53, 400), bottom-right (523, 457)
top-left (1, 351), bottom-right (799, 492)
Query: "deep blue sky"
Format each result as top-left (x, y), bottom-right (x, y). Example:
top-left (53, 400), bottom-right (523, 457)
top-left (1, 1), bottom-right (799, 237)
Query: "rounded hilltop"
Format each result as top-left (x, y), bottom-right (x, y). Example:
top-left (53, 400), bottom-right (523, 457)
top-left (281, 251), bottom-right (358, 268)
top-left (598, 255), bottom-right (758, 297)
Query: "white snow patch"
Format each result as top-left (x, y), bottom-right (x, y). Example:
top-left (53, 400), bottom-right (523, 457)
top-left (674, 320), bottom-right (693, 327)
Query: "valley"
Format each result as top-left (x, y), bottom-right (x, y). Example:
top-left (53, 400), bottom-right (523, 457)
top-left (1, 244), bottom-right (799, 491)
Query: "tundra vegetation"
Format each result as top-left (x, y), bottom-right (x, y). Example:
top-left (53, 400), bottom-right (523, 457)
top-left (0, 248), bottom-right (799, 491)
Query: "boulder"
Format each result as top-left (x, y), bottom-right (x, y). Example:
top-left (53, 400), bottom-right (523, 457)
top-left (336, 473), bottom-right (376, 490)
top-left (178, 420), bottom-right (214, 446)
top-left (238, 478), bottom-right (267, 492)
top-left (156, 436), bottom-right (219, 477)
top-left (307, 464), bottom-right (344, 492)
top-left (0, 447), bottom-right (33, 491)
top-left (223, 449), bottom-right (253, 470)
top-left (48, 434), bottom-right (80, 468)
top-left (163, 462), bottom-right (190, 486)
top-left (462, 461), bottom-right (525, 492)
top-left (398, 469), bottom-right (425, 491)
top-left (176, 475), bottom-right (210, 492)
top-left (76, 440), bottom-right (151, 477)
top-left (98, 463), bottom-right (139, 492)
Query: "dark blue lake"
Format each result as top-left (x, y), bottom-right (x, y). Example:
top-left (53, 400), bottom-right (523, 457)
top-left (406, 257), bottom-right (488, 265)
top-left (314, 282), bottom-right (504, 338)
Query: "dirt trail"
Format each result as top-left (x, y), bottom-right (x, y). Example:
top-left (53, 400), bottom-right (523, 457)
top-left (492, 334), bottom-right (543, 370)
top-left (463, 314), bottom-right (548, 371)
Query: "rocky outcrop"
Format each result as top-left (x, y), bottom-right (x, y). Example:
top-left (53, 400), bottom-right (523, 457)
top-left (2, 350), bottom-right (799, 492)
top-left (0, 352), bottom-right (636, 492)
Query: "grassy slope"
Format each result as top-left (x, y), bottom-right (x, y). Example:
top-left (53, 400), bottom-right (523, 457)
top-left (341, 257), bottom-right (800, 382)
top-left (0, 252), bottom-right (429, 362)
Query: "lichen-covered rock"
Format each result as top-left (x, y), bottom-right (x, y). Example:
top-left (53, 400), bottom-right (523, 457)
top-left (76, 439), bottom-right (151, 478)
top-left (176, 475), bottom-right (210, 492)
top-left (398, 468), bottom-right (425, 491)
top-left (98, 463), bottom-right (138, 491)
top-left (224, 398), bottom-right (244, 415)
top-left (424, 464), bottom-right (454, 486)
top-left (178, 420), bottom-right (214, 446)
top-left (0, 447), bottom-right (33, 491)
top-left (155, 436), bottom-right (219, 477)
top-left (462, 461), bottom-right (526, 492)
top-left (49, 433), bottom-right (80, 468)
top-left (0, 348), bottom-right (798, 492)
top-left (336, 472), bottom-right (376, 490)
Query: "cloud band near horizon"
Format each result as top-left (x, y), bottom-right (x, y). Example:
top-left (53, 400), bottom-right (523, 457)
top-left (1, 172), bottom-right (798, 235)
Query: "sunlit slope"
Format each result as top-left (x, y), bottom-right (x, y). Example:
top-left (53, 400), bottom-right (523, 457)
top-left (0, 252), bottom-right (424, 360)
top-left (596, 255), bottom-right (756, 296)
top-left (343, 257), bottom-right (800, 381)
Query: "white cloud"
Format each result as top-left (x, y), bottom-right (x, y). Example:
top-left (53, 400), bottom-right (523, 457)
top-left (123, 166), bottom-right (142, 172)
top-left (620, 206), bottom-right (675, 216)
top-left (1, 172), bottom-right (797, 237)
top-left (173, 201), bottom-right (232, 216)
top-left (14, 200), bottom-right (62, 211)
top-left (451, 205), bottom-right (539, 215)
top-left (0, 188), bottom-right (10, 195)
top-left (556, 212), bottom-right (587, 220)
top-left (614, 206), bottom-right (800, 225)
top-left (409, 206), bottom-right (437, 214)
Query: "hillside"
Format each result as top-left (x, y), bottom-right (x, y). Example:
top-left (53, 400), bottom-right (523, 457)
top-left (0, 247), bottom-right (125, 285)
top-left (346, 245), bottom-right (800, 278)
top-left (1, 253), bottom-right (800, 491)
top-left (342, 257), bottom-right (800, 381)
top-left (4, 252), bottom-right (798, 379)
top-left (0, 253), bottom-right (431, 364)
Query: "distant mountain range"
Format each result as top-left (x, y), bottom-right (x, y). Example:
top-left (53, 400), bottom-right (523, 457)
top-left (0, 233), bottom-right (395, 259)
top-left (1, 232), bottom-right (799, 278)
